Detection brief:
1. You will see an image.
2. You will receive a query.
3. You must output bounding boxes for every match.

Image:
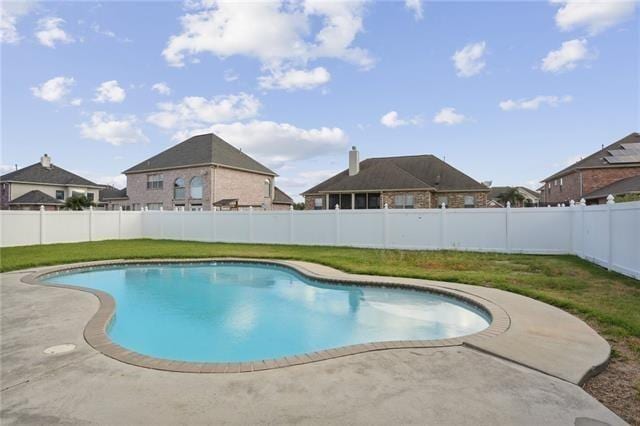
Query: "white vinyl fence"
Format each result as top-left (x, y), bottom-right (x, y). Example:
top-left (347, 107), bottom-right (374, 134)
top-left (1, 200), bottom-right (638, 279)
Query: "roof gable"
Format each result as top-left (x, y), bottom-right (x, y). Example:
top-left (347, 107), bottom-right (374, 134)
top-left (0, 163), bottom-right (100, 187)
top-left (9, 190), bottom-right (64, 205)
top-left (123, 133), bottom-right (275, 175)
top-left (303, 154), bottom-right (488, 194)
top-left (584, 174), bottom-right (640, 199)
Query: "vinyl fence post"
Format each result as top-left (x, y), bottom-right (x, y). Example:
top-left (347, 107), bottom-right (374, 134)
top-left (248, 206), bottom-right (254, 243)
top-left (212, 206), bottom-right (217, 242)
top-left (383, 203), bottom-right (389, 249)
top-left (439, 202), bottom-right (446, 250)
top-left (39, 205), bottom-right (45, 245)
top-left (335, 204), bottom-right (340, 246)
top-left (289, 205), bottom-right (294, 244)
top-left (606, 194), bottom-right (615, 270)
top-left (118, 206), bottom-right (123, 240)
top-left (89, 206), bottom-right (94, 242)
top-left (180, 206), bottom-right (185, 241)
top-left (505, 201), bottom-right (511, 253)
top-left (569, 200), bottom-right (575, 254)
top-left (580, 198), bottom-right (586, 259)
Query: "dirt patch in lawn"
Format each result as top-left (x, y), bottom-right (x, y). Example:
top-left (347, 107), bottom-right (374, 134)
top-left (583, 336), bottom-right (640, 425)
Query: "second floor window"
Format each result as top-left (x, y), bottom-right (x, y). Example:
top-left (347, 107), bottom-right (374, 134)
top-left (190, 176), bottom-right (203, 199)
top-left (147, 174), bottom-right (163, 190)
top-left (87, 193), bottom-right (95, 202)
top-left (56, 190), bottom-right (65, 200)
top-left (174, 178), bottom-right (185, 199)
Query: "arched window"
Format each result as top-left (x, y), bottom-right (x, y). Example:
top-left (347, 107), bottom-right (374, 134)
top-left (190, 176), bottom-right (203, 199)
top-left (174, 178), bottom-right (185, 199)
top-left (264, 179), bottom-right (271, 198)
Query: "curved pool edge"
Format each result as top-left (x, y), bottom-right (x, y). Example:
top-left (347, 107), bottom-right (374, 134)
top-left (20, 258), bottom-right (511, 374)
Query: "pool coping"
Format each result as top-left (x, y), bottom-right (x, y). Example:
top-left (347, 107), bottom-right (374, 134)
top-left (22, 258), bottom-right (511, 374)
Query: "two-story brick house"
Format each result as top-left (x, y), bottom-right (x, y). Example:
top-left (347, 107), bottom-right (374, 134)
top-left (302, 147), bottom-right (489, 209)
top-left (0, 154), bottom-right (103, 210)
top-left (540, 133), bottom-right (640, 205)
top-left (114, 133), bottom-right (292, 211)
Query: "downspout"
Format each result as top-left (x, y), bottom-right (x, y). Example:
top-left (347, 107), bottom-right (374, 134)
top-left (579, 171), bottom-right (583, 198)
top-left (211, 166), bottom-right (216, 210)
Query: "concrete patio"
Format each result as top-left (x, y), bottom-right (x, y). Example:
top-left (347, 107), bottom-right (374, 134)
top-left (0, 261), bottom-right (626, 425)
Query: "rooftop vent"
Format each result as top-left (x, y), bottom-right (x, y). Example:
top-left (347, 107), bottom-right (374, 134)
top-left (40, 154), bottom-right (52, 169)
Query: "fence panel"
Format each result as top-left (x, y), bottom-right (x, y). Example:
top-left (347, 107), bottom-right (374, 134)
top-left (510, 208), bottom-right (572, 253)
top-left (92, 211), bottom-right (120, 241)
top-left (291, 211), bottom-right (336, 246)
top-left (445, 209), bottom-right (506, 251)
top-left (582, 206), bottom-right (609, 266)
top-left (386, 210), bottom-right (440, 249)
top-left (252, 211), bottom-right (291, 244)
top-left (42, 211), bottom-right (90, 244)
top-left (0, 211), bottom-right (40, 247)
top-left (339, 210), bottom-right (385, 247)
top-left (608, 203), bottom-right (640, 278)
top-left (215, 211), bottom-right (251, 243)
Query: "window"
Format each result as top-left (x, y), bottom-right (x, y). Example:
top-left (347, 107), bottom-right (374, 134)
top-left (340, 193), bottom-right (352, 209)
top-left (146, 203), bottom-right (162, 210)
top-left (264, 179), bottom-right (272, 198)
top-left (147, 174), bottom-right (163, 190)
top-left (355, 193), bottom-right (366, 209)
top-left (367, 193), bottom-right (381, 209)
top-left (190, 176), bottom-right (203, 199)
top-left (174, 178), bottom-right (185, 199)
top-left (437, 195), bottom-right (448, 208)
top-left (190, 205), bottom-right (203, 211)
top-left (329, 194), bottom-right (340, 209)
top-left (394, 194), bottom-right (415, 209)
top-left (560, 178), bottom-right (563, 186)
top-left (86, 193), bottom-right (94, 202)
top-left (464, 195), bottom-right (475, 208)
top-left (554, 179), bottom-right (558, 186)
top-left (132, 203), bottom-right (140, 211)
top-left (314, 197), bottom-right (323, 210)
top-left (55, 190), bottom-right (64, 200)
top-left (548, 183), bottom-right (551, 189)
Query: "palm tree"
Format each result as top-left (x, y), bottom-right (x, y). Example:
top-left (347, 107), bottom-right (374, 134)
top-left (64, 194), bottom-right (94, 211)
top-left (497, 187), bottom-right (525, 207)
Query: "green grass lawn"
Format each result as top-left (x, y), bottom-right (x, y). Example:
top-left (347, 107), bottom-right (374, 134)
top-left (2, 239), bottom-right (639, 341)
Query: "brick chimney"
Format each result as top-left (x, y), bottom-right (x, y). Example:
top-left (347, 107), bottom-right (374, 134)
top-left (348, 146), bottom-right (359, 176)
top-left (40, 154), bottom-right (52, 169)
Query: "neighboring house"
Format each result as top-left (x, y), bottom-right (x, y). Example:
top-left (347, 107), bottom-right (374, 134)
top-left (99, 186), bottom-right (129, 210)
top-left (540, 132), bottom-right (640, 205)
top-left (302, 147), bottom-right (489, 209)
top-left (488, 186), bottom-right (541, 208)
top-left (0, 154), bottom-right (103, 210)
top-left (107, 133), bottom-right (292, 211)
top-left (583, 174), bottom-right (640, 204)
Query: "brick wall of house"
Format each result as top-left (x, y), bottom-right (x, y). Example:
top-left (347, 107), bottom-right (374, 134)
top-left (542, 167), bottom-right (640, 203)
top-left (304, 195), bottom-right (323, 210)
top-left (382, 191), bottom-right (431, 208)
top-left (126, 166), bottom-right (213, 210)
top-left (581, 167), bottom-right (640, 195)
top-left (431, 191), bottom-right (488, 208)
top-left (213, 167), bottom-right (274, 208)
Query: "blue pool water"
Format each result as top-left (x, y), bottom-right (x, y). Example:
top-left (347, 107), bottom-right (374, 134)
top-left (44, 262), bottom-right (491, 362)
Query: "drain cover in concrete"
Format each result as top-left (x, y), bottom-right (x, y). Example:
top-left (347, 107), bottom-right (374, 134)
top-left (44, 344), bottom-right (76, 354)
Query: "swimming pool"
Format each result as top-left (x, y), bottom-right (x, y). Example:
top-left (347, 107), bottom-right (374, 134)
top-left (43, 262), bottom-right (491, 363)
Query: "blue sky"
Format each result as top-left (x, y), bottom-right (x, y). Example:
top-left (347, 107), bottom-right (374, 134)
top-left (2, 0), bottom-right (638, 200)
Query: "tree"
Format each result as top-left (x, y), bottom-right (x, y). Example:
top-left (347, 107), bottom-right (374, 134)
top-left (293, 202), bottom-right (305, 210)
top-left (497, 187), bottom-right (525, 207)
top-left (64, 194), bottom-right (94, 211)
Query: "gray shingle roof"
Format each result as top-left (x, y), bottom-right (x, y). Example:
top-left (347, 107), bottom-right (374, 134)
top-left (489, 186), bottom-right (540, 201)
top-left (544, 133), bottom-right (640, 181)
top-left (9, 190), bottom-right (64, 205)
top-left (123, 133), bottom-right (275, 176)
top-left (0, 163), bottom-right (101, 187)
top-left (302, 155), bottom-right (488, 194)
top-left (273, 187), bottom-right (293, 204)
top-left (99, 186), bottom-right (128, 200)
top-left (583, 174), bottom-right (640, 199)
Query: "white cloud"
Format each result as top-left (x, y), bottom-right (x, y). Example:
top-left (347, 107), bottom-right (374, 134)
top-left (172, 120), bottom-right (348, 168)
top-left (405, 0), bottom-right (424, 20)
top-left (147, 92), bottom-right (260, 130)
top-left (224, 69), bottom-right (239, 82)
top-left (1, 1), bottom-right (38, 44)
top-left (31, 76), bottom-right (74, 102)
top-left (499, 95), bottom-right (573, 111)
top-left (94, 80), bottom-right (126, 103)
top-left (151, 82), bottom-right (172, 96)
top-left (452, 41), bottom-right (486, 77)
top-left (259, 67), bottom-right (331, 91)
top-left (433, 107), bottom-right (466, 125)
top-left (162, 0), bottom-right (373, 73)
top-left (70, 98), bottom-right (82, 106)
top-left (35, 17), bottom-right (74, 48)
top-left (541, 38), bottom-right (592, 73)
top-left (0, 164), bottom-right (17, 174)
top-left (90, 23), bottom-right (131, 42)
top-left (78, 112), bottom-right (148, 146)
top-left (380, 111), bottom-right (421, 128)
top-left (553, 0), bottom-right (636, 35)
